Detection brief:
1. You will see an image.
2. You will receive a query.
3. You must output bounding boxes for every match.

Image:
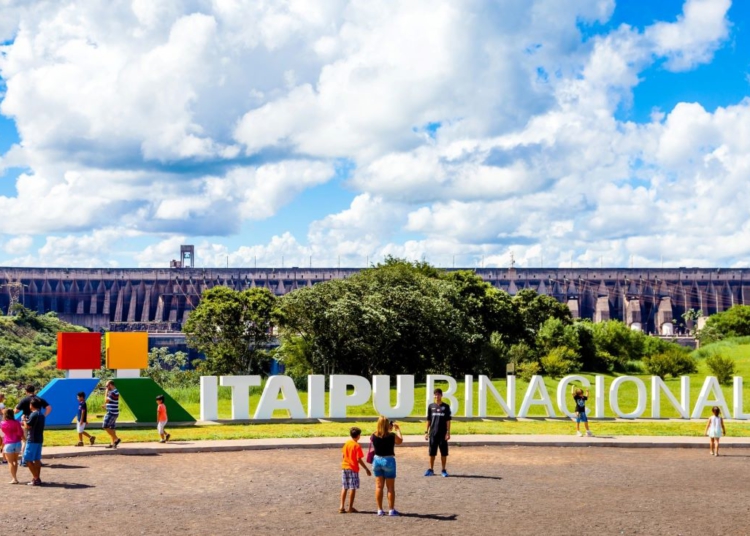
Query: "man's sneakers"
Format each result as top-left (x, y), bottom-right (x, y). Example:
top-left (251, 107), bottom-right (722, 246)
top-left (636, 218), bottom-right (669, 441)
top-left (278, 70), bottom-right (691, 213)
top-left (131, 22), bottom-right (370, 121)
top-left (586, 430), bottom-right (594, 437)
top-left (424, 468), bottom-right (434, 476)
top-left (389, 510), bottom-right (400, 517)
top-left (165, 433), bottom-right (171, 442)
top-left (377, 510), bottom-right (385, 517)
top-left (27, 478), bottom-right (42, 486)
top-left (75, 441), bottom-right (84, 447)
top-left (114, 438), bottom-right (121, 448)
top-left (441, 469), bottom-right (449, 478)
top-left (576, 431), bottom-right (583, 437)
top-left (89, 436), bottom-right (96, 446)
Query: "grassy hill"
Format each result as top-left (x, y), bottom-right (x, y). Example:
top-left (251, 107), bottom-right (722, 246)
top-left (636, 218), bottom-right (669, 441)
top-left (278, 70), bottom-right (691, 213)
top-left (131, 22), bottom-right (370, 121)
top-left (0, 308), bottom-right (88, 404)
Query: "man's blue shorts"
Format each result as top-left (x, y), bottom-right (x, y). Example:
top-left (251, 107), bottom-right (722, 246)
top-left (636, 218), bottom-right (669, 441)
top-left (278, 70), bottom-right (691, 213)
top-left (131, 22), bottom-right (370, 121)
top-left (22, 442), bottom-right (42, 464)
top-left (576, 411), bottom-right (588, 423)
top-left (372, 456), bottom-right (397, 479)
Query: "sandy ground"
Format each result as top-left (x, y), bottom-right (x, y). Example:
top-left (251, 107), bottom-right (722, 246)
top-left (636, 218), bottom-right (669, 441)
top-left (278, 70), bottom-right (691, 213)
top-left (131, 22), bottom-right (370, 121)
top-left (3, 445), bottom-right (750, 535)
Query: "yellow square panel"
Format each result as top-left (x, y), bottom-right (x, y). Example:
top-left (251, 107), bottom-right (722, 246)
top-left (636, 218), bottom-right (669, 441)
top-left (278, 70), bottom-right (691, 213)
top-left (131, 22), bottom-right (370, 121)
top-left (106, 332), bottom-right (148, 369)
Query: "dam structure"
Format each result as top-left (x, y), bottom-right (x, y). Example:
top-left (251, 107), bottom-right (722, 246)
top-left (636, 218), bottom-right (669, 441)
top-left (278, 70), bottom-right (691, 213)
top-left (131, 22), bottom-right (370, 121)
top-left (0, 267), bottom-right (745, 335)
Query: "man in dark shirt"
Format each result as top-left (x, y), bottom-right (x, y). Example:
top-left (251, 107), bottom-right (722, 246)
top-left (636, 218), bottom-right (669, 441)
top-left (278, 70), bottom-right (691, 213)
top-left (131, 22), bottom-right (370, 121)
top-left (15, 384), bottom-right (52, 418)
top-left (424, 388), bottom-right (452, 477)
top-left (23, 398), bottom-right (46, 486)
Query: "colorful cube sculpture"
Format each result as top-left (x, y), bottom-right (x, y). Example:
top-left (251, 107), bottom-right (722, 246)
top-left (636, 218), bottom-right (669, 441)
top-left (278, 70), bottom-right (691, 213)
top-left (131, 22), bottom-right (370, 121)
top-left (57, 332), bottom-right (101, 370)
top-left (105, 332), bottom-right (148, 370)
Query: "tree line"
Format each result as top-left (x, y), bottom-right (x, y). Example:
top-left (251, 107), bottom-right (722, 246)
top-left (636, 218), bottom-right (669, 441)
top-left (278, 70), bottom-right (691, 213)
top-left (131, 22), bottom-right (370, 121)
top-left (183, 258), bottom-right (693, 381)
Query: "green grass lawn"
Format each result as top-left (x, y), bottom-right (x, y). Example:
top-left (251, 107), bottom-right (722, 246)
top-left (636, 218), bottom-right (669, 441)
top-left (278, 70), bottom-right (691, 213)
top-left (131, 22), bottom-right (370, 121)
top-left (39, 339), bottom-right (750, 446)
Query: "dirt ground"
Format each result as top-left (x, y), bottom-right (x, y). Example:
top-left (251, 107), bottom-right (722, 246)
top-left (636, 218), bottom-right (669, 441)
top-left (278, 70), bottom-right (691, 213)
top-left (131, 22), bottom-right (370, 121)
top-left (3, 445), bottom-right (750, 535)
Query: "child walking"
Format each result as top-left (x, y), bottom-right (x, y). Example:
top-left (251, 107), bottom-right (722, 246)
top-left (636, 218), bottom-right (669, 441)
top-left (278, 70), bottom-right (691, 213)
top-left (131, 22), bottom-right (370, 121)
top-left (156, 395), bottom-right (170, 443)
top-left (340, 427), bottom-right (371, 513)
top-left (75, 392), bottom-right (95, 446)
top-left (1, 408), bottom-right (23, 484)
top-left (705, 406), bottom-right (726, 456)
top-left (572, 387), bottom-right (593, 437)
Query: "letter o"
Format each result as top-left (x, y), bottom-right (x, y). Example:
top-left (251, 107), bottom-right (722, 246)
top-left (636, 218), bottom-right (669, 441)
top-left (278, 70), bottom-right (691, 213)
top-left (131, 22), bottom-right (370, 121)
top-left (609, 376), bottom-right (647, 419)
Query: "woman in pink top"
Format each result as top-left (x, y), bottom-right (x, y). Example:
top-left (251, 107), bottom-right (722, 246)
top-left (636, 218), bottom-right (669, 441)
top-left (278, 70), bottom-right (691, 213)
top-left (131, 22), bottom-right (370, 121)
top-left (2, 408), bottom-right (24, 484)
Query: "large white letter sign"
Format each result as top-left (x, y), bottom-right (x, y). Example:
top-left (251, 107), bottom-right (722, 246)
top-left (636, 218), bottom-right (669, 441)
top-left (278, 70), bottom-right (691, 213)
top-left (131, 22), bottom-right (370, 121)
top-left (329, 375), bottom-right (372, 418)
top-left (254, 376), bottom-right (306, 419)
top-left (426, 375), bottom-right (459, 415)
top-left (651, 376), bottom-right (690, 419)
top-left (220, 376), bottom-right (262, 420)
top-left (733, 377), bottom-right (750, 419)
top-left (478, 375), bottom-right (515, 418)
top-left (307, 375), bottom-right (326, 418)
top-left (594, 375), bottom-right (606, 418)
top-left (518, 376), bottom-right (556, 418)
top-left (556, 376), bottom-right (591, 419)
top-left (200, 376), bottom-right (219, 421)
top-left (464, 375), bottom-right (474, 417)
top-left (609, 376), bottom-right (647, 419)
top-left (372, 375), bottom-right (415, 418)
top-left (691, 376), bottom-right (731, 419)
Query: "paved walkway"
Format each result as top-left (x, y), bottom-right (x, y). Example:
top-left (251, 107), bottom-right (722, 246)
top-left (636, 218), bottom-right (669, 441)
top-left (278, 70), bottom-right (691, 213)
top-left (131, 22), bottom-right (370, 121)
top-left (40, 434), bottom-right (750, 459)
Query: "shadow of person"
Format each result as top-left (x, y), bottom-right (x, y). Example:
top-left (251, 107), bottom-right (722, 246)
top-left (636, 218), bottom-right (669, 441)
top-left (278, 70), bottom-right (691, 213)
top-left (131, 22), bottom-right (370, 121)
top-left (43, 463), bottom-right (88, 470)
top-left (447, 474), bottom-right (502, 480)
top-left (398, 513), bottom-right (457, 521)
top-left (39, 482), bottom-right (95, 489)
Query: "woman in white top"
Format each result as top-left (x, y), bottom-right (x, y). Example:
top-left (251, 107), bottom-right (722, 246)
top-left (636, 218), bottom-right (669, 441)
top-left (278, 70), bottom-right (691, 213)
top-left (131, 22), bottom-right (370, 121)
top-left (705, 406), bottom-right (727, 456)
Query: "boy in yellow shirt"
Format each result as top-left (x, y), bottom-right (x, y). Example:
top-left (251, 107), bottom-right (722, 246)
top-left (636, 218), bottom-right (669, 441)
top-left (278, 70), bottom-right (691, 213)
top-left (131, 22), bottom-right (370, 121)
top-left (340, 427), bottom-right (371, 513)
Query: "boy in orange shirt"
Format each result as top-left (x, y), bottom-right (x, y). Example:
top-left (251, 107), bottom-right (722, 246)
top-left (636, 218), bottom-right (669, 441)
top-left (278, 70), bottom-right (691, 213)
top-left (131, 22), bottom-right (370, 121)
top-left (340, 427), bottom-right (371, 513)
top-left (156, 395), bottom-right (171, 443)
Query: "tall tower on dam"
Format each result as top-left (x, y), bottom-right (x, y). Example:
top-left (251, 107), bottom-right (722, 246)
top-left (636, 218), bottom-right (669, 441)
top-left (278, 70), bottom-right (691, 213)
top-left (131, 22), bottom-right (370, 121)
top-left (0, 266), bottom-right (745, 334)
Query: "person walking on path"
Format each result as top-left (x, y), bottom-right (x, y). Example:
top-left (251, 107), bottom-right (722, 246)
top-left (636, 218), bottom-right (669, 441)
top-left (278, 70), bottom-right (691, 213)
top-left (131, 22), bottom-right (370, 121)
top-left (425, 388), bottom-right (452, 477)
top-left (339, 426), bottom-right (371, 513)
top-left (75, 392), bottom-right (95, 447)
top-left (572, 387), bottom-right (593, 437)
top-left (705, 406), bottom-right (726, 456)
top-left (102, 381), bottom-right (121, 449)
top-left (156, 395), bottom-right (171, 443)
top-left (1, 408), bottom-right (23, 484)
top-left (22, 398), bottom-right (45, 486)
top-left (371, 416), bottom-right (403, 517)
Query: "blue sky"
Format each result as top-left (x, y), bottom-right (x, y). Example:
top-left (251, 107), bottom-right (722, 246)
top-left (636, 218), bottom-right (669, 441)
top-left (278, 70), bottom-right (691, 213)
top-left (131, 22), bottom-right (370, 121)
top-left (0, 0), bottom-right (747, 268)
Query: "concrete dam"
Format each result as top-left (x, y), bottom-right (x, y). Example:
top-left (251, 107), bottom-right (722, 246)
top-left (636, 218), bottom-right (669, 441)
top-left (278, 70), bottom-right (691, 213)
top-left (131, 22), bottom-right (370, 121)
top-left (0, 267), bottom-right (745, 334)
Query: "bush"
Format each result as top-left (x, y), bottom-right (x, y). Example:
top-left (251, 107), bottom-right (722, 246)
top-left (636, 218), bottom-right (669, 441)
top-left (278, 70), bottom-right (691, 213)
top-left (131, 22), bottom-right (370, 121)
top-left (540, 346), bottom-right (579, 378)
top-left (643, 350), bottom-right (697, 379)
top-left (706, 353), bottom-right (736, 385)
top-left (517, 361), bottom-right (541, 382)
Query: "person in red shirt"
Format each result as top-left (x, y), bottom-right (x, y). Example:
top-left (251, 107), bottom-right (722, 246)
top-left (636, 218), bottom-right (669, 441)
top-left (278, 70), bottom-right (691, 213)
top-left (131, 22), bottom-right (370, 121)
top-left (339, 427), bottom-right (371, 513)
top-left (156, 395), bottom-right (171, 443)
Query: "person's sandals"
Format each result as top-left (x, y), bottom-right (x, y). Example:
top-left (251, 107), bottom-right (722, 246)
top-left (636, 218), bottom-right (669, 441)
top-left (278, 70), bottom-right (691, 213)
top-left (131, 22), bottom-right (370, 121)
top-left (75, 442), bottom-right (84, 447)
top-left (338, 508), bottom-right (347, 514)
top-left (9, 480), bottom-right (19, 484)
top-left (89, 436), bottom-right (96, 446)
top-left (347, 507), bottom-right (358, 513)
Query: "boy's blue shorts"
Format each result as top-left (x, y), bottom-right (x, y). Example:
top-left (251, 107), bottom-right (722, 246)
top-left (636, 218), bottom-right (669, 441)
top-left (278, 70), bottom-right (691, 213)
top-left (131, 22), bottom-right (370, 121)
top-left (372, 456), bottom-right (397, 479)
top-left (23, 442), bottom-right (42, 463)
top-left (576, 411), bottom-right (588, 423)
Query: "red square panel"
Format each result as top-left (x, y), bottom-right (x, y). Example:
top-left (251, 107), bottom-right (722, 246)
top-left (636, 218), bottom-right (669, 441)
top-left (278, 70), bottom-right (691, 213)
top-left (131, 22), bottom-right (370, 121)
top-left (57, 332), bottom-right (102, 370)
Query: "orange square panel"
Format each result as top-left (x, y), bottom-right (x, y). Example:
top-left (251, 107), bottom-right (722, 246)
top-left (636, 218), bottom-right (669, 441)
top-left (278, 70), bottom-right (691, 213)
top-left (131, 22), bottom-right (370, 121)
top-left (57, 332), bottom-right (102, 370)
top-left (106, 332), bottom-right (148, 369)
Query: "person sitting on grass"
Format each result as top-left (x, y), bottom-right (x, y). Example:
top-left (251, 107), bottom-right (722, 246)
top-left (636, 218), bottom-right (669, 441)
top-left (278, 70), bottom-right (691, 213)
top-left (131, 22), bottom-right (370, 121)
top-left (339, 426), bottom-right (371, 513)
top-left (156, 395), bottom-right (171, 443)
top-left (572, 387), bottom-right (593, 437)
top-left (705, 406), bottom-right (726, 456)
top-left (75, 391), bottom-right (95, 447)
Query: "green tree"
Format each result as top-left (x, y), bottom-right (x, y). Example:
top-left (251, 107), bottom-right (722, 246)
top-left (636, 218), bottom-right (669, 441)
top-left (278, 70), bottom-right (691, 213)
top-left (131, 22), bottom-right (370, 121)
top-left (183, 286), bottom-right (278, 375)
top-left (513, 289), bottom-right (572, 344)
top-left (699, 305), bottom-right (750, 344)
top-left (591, 320), bottom-right (645, 371)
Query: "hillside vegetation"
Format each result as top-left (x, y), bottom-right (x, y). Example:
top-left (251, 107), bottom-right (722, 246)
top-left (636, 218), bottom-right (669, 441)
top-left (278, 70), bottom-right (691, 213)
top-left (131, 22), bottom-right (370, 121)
top-left (0, 307), bottom-right (88, 403)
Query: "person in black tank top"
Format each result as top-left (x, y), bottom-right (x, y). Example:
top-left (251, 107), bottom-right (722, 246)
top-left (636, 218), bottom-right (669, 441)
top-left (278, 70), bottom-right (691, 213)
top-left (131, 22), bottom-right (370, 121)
top-left (370, 416), bottom-right (403, 516)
